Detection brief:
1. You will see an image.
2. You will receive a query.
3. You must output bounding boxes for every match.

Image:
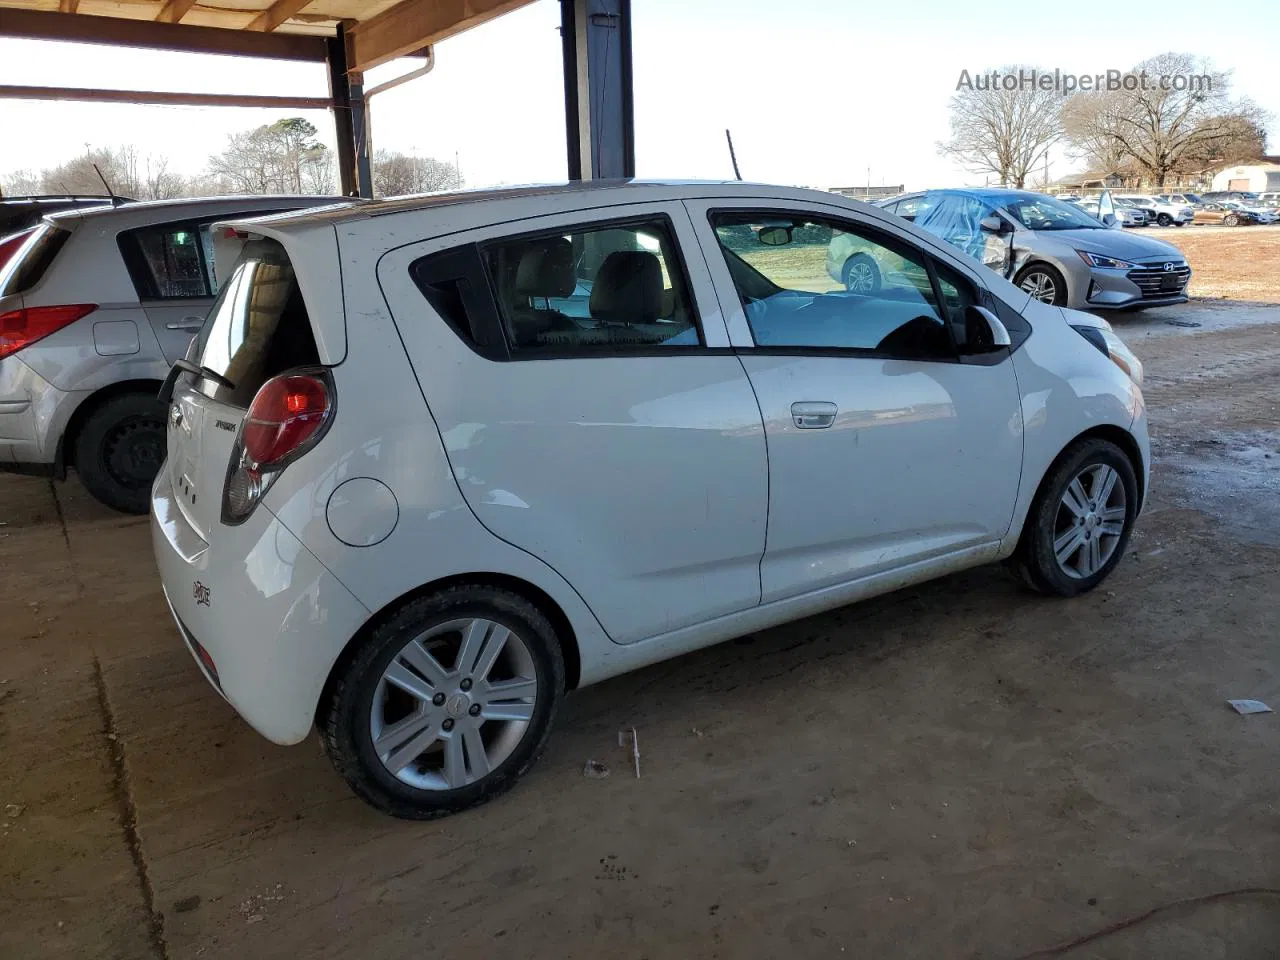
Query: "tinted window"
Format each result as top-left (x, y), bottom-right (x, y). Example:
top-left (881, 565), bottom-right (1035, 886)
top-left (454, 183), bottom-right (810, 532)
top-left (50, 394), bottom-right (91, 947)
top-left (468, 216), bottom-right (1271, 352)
top-left (481, 217), bottom-right (701, 354)
top-left (195, 240), bottom-right (318, 406)
top-left (712, 211), bottom-right (953, 359)
top-left (128, 223), bottom-right (210, 299)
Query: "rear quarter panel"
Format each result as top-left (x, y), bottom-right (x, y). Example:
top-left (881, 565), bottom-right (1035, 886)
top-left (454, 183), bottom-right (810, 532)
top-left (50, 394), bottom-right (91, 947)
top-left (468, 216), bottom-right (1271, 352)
top-left (259, 228), bottom-right (616, 685)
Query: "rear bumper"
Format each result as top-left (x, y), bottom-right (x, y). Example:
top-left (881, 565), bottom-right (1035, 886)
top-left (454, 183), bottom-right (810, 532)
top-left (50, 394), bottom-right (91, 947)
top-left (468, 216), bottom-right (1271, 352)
top-left (151, 467), bottom-right (370, 744)
top-left (0, 356), bottom-right (82, 467)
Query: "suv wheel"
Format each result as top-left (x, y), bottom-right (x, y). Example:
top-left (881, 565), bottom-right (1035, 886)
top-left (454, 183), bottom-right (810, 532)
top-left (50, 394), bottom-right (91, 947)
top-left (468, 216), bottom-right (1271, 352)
top-left (1011, 438), bottom-right (1137, 597)
top-left (1014, 264), bottom-right (1066, 305)
top-left (322, 586), bottom-right (565, 820)
top-left (1156, 213), bottom-right (1172, 226)
top-left (73, 392), bottom-right (167, 514)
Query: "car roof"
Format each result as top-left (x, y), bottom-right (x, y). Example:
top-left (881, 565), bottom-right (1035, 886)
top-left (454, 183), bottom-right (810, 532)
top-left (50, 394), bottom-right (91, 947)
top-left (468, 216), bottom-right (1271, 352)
top-left (228, 179), bottom-right (849, 232)
top-left (44, 194), bottom-right (349, 226)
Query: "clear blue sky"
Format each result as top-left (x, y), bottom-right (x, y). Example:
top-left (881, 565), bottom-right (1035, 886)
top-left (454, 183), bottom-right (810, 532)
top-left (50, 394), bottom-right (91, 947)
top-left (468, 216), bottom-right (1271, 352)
top-left (0, 0), bottom-right (1275, 191)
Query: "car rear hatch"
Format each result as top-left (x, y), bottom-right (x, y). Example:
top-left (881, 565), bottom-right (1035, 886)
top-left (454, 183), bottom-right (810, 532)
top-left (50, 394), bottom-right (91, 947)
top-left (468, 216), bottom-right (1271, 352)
top-left (164, 235), bottom-right (324, 540)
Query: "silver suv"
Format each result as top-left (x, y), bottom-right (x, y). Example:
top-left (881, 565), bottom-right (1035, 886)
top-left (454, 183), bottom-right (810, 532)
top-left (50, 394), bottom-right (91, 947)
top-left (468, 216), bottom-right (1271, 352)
top-left (0, 195), bottom-right (339, 512)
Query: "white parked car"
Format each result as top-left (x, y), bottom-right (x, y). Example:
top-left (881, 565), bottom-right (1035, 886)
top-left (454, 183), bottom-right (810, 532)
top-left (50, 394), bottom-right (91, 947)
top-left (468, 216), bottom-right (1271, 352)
top-left (1073, 198), bottom-right (1146, 228)
top-left (152, 181), bottom-right (1149, 819)
top-left (0, 195), bottom-right (340, 511)
top-left (1110, 198), bottom-right (1151, 226)
top-left (1118, 195), bottom-right (1193, 226)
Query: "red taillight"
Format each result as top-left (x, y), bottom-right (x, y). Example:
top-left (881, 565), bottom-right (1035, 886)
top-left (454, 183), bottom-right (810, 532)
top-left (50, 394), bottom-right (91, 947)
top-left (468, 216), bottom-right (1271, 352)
top-left (0, 304), bottom-right (97, 360)
top-left (0, 229), bottom-right (34, 270)
top-left (242, 374), bottom-right (331, 467)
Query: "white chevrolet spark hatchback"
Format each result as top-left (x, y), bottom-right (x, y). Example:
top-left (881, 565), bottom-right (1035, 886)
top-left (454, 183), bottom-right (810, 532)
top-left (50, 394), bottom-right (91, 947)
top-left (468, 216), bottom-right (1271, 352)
top-left (152, 181), bottom-right (1149, 819)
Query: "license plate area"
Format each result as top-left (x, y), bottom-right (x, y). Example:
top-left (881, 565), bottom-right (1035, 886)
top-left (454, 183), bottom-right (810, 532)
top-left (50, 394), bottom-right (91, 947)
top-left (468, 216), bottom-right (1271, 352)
top-left (1160, 274), bottom-right (1181, 291)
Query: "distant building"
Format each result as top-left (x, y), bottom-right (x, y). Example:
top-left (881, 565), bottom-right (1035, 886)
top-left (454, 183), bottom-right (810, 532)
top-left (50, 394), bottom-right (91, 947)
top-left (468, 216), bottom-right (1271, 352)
top-left (1209, 159), bottom-right (1280, 193)
top-left (1050, 171), bottom-right (1129, 195)
top-left (829, 185), bottom-right (904, 200)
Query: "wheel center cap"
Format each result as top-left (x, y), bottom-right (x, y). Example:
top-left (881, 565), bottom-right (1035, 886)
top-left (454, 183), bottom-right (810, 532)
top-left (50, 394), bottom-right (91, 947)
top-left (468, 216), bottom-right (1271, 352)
top-left (444, 694), bottom-right (470, 718)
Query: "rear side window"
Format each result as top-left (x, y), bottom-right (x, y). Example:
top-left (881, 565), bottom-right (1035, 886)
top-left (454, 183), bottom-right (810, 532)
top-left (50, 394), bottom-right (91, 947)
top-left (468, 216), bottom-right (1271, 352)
top-left (120, 221), bottom-right (212, 299)
top-left (0, 224), bottom-right (70, 298)
top-left (482, 217), bottom-right (701, 355)
top-left (195, 239), bottom-right (318, 406)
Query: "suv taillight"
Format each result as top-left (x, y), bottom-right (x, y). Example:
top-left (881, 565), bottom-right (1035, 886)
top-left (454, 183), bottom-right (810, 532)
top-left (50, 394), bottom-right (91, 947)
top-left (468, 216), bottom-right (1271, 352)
top-left (223, 370), bottom-right (333, 525)
top-left (0, 304), bottom-right (97, 359)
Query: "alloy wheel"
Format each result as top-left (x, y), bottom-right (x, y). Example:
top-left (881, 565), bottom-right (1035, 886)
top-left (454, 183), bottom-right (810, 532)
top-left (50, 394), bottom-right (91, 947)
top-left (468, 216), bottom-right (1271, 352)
top-left (1019, 271), bottom-right (1058, 303)
top-left (844, 259), bottom-right (877, 293)
top-left (369, 618), bottom-right (538, 790)
top-left (1052, 464), bottom-right (1127, 579)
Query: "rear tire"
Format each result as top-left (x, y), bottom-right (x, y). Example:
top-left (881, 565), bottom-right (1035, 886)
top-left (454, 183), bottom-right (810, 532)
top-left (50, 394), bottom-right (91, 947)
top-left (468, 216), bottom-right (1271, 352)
top-left (1012, 438), bottom-right (1138, 597)
top-left (322, 585), bottom-right (565, 820)
top-left (1156, 213), bottom-right (1172, 226)
top-left (72, 392), bottom-right (167, 514)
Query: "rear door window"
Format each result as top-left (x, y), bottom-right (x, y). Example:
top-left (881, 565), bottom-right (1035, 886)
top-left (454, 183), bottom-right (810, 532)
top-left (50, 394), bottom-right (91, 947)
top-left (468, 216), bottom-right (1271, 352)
top-left (195, 240), bottom-right (318, 406)
top-left (122, 221), bottom-right (211, 299)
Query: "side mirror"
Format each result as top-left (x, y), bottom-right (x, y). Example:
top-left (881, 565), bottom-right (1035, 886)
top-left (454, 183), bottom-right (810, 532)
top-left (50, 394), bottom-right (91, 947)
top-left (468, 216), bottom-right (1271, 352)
top-left (1102, 213), bottom-right (1119, 228)
top-left (964, 304), bottom-right (1012, 350)
top-left (979, 216), bottom-right (1006, 234)
top-left (756, 226), bottom-right (793, 246)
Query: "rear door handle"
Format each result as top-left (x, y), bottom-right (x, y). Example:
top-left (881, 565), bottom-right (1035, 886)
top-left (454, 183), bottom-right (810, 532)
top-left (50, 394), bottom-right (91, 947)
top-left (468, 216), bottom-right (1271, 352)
top-left (791, 401), bottom-right (837, 429)
top-left (165, 317), bottom-right (205, 331)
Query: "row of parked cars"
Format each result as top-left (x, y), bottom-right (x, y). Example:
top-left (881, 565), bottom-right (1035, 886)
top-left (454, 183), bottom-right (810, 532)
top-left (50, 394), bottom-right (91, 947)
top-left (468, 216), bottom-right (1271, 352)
top-left (2, 183), bottom-right (1150, 819)
top-left (1060, 191), bottom-right (1280, 227)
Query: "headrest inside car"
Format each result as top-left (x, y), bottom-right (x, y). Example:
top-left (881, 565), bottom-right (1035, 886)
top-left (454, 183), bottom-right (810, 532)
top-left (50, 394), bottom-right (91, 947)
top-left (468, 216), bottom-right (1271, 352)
top-left (514, 237), bottom-right (576, 298)
top-left (589, 250), bottom-right (663, 324)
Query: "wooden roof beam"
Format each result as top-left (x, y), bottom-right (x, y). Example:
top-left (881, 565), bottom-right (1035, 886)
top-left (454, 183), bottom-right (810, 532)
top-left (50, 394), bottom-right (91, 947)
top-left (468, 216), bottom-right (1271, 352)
top-left (245, 0), bottom-right (314, 32)
top-left (347, 0), bottom-right (531, 72)
top-left (0, 8), bottom-right (328, 61)
top-left (58, 0), bottom-right (79, 12)
top-left (155, 0), bottom-right (198, 23)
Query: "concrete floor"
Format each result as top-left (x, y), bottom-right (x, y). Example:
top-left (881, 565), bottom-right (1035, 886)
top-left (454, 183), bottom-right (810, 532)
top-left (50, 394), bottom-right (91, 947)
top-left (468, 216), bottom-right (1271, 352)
top-left (2, 299), bottom-right (1279, 959)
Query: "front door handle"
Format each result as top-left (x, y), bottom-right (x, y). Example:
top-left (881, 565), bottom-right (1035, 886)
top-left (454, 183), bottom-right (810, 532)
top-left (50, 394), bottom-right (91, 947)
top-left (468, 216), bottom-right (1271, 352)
top-left (791, 401), bottom-right (837, 429)
top-left (165, 317), bottom-right (205, 332)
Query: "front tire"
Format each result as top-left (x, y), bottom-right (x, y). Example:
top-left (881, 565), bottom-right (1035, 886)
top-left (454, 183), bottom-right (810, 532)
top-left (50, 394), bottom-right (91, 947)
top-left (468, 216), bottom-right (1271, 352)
top-left (72, 392), bottom-right (167, 514)
top-left (322, 585), bottom-right (565, 820)
top-left (1014, 263), bottom-right (1067, 306)
top-left (842, 253), bottom-right (881, 293)
top-left (1224, 214), bottom-right (1240, 226)
top-left (1012, 438), bottom-right (1138, 597)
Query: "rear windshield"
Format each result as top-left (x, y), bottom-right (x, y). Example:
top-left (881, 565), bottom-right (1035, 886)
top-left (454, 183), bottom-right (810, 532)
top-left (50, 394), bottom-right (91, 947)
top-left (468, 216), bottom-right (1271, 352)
top-left (0, 224), bottom-right (70, 298)
top-left (194, 238), bottom-right (319, 406)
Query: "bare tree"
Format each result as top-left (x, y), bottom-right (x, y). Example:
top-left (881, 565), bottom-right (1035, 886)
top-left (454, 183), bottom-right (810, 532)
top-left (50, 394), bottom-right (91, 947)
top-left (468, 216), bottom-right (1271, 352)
top-left (372, 150), bottom-right (463, 198)
top-left (1062, 53), bottom-right (1269, 189)
top-left (39, 147), bottom-right (143, 197)
top-left (939, 66), bottom-right (1063, 187)
top-left (206, 118), bottom-right (333, 195)
top-left (144, 155), bottom-right (186, 200)
top-left (1, 169), bottom-right (41, 197)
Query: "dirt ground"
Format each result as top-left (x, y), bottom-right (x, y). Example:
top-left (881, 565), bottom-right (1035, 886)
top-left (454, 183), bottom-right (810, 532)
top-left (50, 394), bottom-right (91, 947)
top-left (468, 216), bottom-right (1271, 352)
top-left (2, 299), bottom-right (1279, 960)
top-left (1153, 224), bottom-right (1280, 303)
